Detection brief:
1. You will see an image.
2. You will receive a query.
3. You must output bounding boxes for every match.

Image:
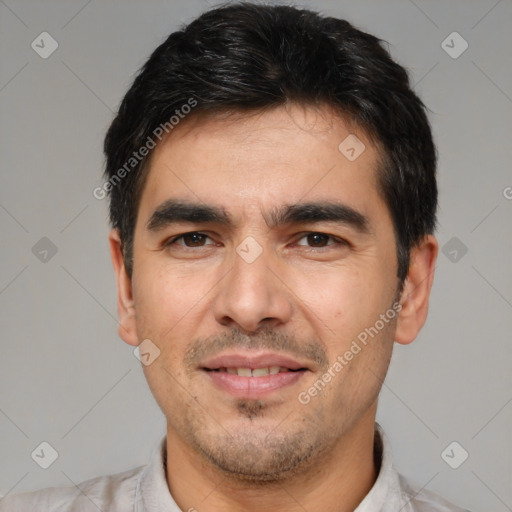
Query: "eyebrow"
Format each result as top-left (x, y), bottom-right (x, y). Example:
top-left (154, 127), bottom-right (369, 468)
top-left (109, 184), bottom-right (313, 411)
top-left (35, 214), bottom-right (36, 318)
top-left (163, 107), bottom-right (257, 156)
top-left (146, 199), bottom-right (371, 234)
top-left (146, 200), bottom-right (231, 231)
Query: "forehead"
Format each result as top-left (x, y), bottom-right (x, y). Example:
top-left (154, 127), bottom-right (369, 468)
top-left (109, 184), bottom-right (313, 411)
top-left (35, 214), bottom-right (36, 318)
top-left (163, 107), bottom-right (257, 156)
top-left (137, 104), bottom-right (386, 226)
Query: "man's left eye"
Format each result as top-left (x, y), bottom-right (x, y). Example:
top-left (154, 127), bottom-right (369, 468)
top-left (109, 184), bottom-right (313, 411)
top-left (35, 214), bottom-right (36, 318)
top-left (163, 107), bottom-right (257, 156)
top-left (295, 233), bottom-right (345, 248)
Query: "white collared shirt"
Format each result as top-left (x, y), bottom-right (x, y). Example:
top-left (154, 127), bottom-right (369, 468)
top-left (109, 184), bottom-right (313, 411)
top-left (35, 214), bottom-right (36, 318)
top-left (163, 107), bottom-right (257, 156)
top-left (0, 423), bottom-right (471, 511)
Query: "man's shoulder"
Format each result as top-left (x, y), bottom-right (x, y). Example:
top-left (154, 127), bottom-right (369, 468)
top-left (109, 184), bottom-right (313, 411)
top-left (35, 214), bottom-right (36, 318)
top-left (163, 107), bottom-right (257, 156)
top-left (0, 464), bottom-right (144, 512)
top-left (398, 473), bottom-right (472, 512)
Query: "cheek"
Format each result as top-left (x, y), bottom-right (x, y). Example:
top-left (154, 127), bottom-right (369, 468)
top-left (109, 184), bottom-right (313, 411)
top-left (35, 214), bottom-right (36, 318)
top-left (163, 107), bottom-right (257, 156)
top-left (132, 263), bottom-right (221, 391)
top-left (133, 263), bottom-right (211, 334)
top-left (291, 264), bottom-right (373, 332)
top-left (293, 263), bottom-right (395, 360)
top-left (319, 320), bottom-right (394, 419)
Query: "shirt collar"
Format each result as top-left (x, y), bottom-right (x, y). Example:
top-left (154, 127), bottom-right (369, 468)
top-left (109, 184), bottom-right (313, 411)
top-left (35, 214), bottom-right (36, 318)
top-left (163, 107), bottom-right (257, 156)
top-left (354, 422), bottom-right (407, 511)
top-left (135, 435), bottom-right (181, 512)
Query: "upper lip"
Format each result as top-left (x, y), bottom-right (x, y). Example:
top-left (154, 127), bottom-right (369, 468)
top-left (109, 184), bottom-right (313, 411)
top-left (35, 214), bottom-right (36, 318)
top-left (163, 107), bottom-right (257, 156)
top-left (200, 351), bottom-right (311, 371)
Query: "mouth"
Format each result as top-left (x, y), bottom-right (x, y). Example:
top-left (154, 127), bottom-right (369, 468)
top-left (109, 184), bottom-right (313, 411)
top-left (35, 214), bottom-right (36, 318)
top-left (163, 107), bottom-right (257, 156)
top-left (200, 352), bottom-right (311, 398)
top-left (208, 366), bottom-right (302, 376)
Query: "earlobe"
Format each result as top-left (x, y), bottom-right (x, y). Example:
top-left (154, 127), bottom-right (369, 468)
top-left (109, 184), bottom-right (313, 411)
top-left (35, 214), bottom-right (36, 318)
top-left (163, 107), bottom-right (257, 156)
top-left (394, 235), bottom-right (438, 345)
top-left (108, 229), bottom-right (139, 346)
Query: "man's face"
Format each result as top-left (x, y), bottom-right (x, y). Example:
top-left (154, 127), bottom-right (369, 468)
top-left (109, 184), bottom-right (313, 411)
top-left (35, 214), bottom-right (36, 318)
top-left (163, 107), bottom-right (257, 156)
top-left (122, 105), bottom-right (402, 480)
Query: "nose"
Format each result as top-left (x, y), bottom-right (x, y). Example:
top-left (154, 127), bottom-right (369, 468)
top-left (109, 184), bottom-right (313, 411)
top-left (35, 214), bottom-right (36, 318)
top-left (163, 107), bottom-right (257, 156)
top-left (212, 244), bottom-right (293, 333)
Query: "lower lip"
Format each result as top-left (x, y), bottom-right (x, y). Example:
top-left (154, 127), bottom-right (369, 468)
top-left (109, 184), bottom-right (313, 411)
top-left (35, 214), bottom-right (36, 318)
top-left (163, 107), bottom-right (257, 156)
top-left (204, 370), bottom-right (306, 398)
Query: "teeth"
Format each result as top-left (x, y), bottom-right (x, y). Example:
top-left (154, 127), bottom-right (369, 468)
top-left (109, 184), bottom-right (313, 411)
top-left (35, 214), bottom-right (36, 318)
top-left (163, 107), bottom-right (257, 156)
top-left (252, 367), bottom-right (269, 377)
top-left (224, 367), bottom-right (289, 377)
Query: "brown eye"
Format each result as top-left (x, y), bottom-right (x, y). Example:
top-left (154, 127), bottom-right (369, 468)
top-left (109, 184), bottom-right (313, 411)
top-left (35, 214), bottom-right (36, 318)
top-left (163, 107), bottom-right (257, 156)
top-left (296, 232), bottom-right (341, 248)
top-left (181, 233), bottom-right (208, 246)
top-left (166, 232), bottom-right (213, 247)
top-left (307, 233), bottom-right (330, 247)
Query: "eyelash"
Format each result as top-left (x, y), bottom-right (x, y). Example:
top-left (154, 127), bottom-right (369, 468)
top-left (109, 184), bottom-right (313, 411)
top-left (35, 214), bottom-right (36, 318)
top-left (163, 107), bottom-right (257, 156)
top-left (164, 231), bottom-right (348, 250)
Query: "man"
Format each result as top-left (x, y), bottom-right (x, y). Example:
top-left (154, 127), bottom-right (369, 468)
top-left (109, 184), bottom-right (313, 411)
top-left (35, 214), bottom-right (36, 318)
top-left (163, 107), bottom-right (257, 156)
top-left (0, 2), bottom-right (472, 511)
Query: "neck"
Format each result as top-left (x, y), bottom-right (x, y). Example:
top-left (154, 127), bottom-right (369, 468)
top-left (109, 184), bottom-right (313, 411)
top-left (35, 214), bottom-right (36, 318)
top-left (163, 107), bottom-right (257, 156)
top-left (165, 405), bottom-right (378, 512)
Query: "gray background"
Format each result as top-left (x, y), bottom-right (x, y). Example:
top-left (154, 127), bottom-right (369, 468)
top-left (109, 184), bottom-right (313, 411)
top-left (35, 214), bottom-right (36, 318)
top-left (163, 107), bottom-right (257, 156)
top-left (0, 0), bottom-right (511, 510)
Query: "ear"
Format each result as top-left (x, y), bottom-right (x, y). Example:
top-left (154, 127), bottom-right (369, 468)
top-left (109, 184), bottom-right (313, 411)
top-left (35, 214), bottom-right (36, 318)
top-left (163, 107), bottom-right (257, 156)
top-left (109, 229), bottom-right (139, 346)
top-left (394, 235), bottom-right (438, 345)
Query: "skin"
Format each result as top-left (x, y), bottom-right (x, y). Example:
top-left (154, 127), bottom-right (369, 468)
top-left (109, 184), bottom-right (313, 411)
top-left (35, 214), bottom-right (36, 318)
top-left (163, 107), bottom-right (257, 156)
top-left (109, 103), bottom-right (438, 512)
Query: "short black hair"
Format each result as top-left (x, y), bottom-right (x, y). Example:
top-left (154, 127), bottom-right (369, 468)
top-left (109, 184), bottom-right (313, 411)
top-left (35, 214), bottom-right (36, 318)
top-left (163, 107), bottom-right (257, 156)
top-left (103, 1), bottom-right (437, 283)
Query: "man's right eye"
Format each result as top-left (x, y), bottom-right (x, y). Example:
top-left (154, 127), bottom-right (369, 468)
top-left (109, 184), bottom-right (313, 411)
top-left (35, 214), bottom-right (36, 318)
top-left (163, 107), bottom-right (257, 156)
top-left (165, 232), bottom-right (214, 248)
